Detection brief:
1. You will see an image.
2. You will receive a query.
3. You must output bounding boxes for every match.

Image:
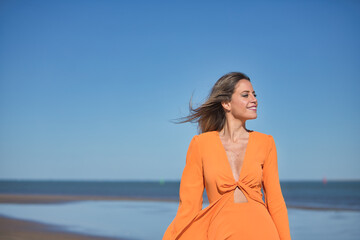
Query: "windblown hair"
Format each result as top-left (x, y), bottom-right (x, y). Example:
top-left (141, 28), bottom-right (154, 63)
top-left (173, 72), bottom-right (251, 134)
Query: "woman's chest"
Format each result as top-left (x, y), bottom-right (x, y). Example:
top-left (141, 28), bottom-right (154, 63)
top-left (201, 139), bottom-right (268, 186)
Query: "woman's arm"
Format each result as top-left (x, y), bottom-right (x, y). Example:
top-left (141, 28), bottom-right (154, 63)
top-left (262, 135), bottom-right (291, 240)
top-left (163, 135), bottom-right (205, 240)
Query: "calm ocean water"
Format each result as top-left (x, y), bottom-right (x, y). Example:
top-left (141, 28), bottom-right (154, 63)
top-left (0, 180), bottom-right (359, 210)
top-left (0, 180), bottom-right (359, 240)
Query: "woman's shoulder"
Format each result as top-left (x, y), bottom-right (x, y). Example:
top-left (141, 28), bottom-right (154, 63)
top-left (195, 131), bottom-right (218, 144)
top-left (251, 130), bottom-right (271, 138)
top-left (198, 130), bottom-right (217, 137)
top-left (251, 130), bottom-right (275, 143)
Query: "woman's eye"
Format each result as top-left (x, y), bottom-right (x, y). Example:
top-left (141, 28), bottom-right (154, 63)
top-left (242, 94), bottom-right (257, 97)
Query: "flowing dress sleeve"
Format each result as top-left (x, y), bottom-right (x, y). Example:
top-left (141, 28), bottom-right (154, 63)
top-left (162, 135), bottom-right (205, 240)
top-left (262, 135), bottom-right (292, 240)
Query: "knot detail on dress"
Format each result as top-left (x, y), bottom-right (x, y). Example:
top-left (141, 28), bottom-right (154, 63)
top-left (218, 180), bottom-right (266, 207)
top-left (219, 181), bottom-right (250, 194)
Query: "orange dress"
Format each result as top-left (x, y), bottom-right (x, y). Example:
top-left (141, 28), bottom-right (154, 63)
top-left (162, 130), bottom-right (291, 240)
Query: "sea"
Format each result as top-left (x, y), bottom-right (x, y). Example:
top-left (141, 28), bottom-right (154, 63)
top-left (0, 180), bottom-right (359, 240)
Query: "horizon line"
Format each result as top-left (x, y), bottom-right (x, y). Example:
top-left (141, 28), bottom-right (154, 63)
top-left (0, 178), bottom-right (359, 182)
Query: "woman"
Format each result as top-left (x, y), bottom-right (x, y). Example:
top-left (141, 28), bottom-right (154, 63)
top-left (163, 72), bottom-right (291, 240)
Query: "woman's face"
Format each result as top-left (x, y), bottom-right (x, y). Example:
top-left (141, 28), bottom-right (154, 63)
top-left (224, 79), bottom-right (258, 121)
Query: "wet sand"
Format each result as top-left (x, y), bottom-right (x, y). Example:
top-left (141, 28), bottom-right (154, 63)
top-left (0, 215), bottom-right (126, 240)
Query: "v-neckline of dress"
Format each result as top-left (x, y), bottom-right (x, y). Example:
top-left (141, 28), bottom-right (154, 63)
top-left (214, 130), bottom-right (254, 183)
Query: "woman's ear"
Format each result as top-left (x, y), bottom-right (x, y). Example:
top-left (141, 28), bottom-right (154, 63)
top-left (221, 101), bottom-right (231, 113)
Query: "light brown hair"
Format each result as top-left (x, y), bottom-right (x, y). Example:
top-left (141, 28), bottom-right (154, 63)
top-left (173, 72), bottom-right (251, 134)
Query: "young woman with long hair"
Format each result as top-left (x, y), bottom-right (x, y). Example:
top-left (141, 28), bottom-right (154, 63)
top-left (163, 72), bottom-right (291, 240)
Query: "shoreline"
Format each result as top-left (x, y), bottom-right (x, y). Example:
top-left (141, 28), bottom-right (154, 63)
top-left (0, 193), bottom-right (175, 204)
top-left (0, 214), bottom-right (127, 240)
top-left (0, 193), bottom-right (358, 212)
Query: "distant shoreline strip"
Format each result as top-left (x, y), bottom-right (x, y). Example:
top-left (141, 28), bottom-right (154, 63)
top-left (0, 194), bottom-right (358, 212)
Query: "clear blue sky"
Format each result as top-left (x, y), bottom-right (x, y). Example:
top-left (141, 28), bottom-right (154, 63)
top-left (0, 0), bottom-right (359, 181)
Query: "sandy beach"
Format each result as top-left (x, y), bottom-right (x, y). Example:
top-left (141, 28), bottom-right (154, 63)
top-left (0, 194), bottom-right (135, 240)
top-left (0, 215), bottom-right (126, 240)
